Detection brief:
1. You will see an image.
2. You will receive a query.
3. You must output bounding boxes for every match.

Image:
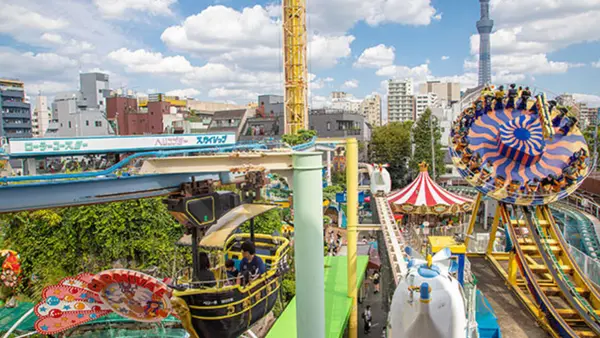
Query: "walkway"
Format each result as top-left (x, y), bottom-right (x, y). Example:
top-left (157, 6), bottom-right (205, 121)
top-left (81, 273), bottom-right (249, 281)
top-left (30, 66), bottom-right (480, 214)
top-left (469, 257), bottom-right (548, 338)
top-left (267, 255), bottom-right (369, 338)
top-left (358, 279), bottom-right (387, 337)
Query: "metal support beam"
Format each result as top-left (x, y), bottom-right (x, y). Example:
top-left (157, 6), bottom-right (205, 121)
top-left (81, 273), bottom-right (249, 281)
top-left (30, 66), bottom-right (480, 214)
top-left (464, 192), bottom-right (483, 248)
top-left (293, 152), bottom-right (325, 338)
top-left (346, 139), bottom-right (359, 338)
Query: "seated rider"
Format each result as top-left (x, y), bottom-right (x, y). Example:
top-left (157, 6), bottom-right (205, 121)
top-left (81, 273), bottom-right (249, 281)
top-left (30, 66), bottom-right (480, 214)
top-left (551, 106), bottom-right (569, 128)
top-left (240, 241), bottom-right (266, 285)
top-left (519, 87), bottom-right (531, 109)
top-left (506, 84), bottom-right (518, 108)
top-left (225, 259), bottom-right (241, 285)
top-left (197, 252), bottom-right (217, 288)
top-left (552, 174), bottom-right (566, 193)
top-left (525, 178), bottom-right (540, 196)
top-left (558, 116), bottom-right (578, 135)
top-left (563, 166), bottom-right (578, 186)
top-left (468, 152), bottom-right (482, 173)
top-left (494, 85), bottom-right (505, 110)
top-left (481, 87), bottom-right (494, 109)
top-left (480, 160), bottom-right (493, 182)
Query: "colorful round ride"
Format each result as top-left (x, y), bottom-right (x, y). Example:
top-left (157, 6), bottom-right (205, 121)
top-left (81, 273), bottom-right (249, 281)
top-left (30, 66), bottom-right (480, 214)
top-left (450, 84), bottom-right (590, 205)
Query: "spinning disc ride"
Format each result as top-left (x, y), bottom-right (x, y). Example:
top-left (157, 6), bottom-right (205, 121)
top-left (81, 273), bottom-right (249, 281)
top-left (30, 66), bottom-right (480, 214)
top-left (452, 84), bottom-right (600, 338)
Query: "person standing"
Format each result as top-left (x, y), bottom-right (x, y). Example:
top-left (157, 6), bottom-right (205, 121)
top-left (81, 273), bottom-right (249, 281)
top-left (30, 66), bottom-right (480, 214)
top-left (371, 270), bottom-right (381, 294)
top-left (363, 305), bottom-right (372, 334)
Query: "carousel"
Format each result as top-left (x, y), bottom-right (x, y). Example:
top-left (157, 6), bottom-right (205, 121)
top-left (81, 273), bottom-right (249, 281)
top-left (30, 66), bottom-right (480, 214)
top-left (388, 162), bottom-right (473, 216)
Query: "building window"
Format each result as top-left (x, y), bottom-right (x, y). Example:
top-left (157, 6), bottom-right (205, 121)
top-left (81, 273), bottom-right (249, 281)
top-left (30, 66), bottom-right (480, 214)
top-left (68, 121), bottom-right (72, 128)
top-left (327, 122), bottom-right (331, 131)
top-left (95, 121), bottom-right (102, 127)
top-left (86, 120), bottom-right (90, 126)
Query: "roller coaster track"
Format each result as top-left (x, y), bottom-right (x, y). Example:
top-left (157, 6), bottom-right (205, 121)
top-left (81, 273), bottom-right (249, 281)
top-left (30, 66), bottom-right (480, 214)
top-left (499, 203), bottom-right (600, 337)
top-left (374, 195), bottom-right (407, 285)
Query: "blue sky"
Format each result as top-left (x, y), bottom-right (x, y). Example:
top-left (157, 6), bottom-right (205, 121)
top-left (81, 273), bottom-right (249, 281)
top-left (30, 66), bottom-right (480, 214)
top-left (0, 0), bottom-right (599, 108)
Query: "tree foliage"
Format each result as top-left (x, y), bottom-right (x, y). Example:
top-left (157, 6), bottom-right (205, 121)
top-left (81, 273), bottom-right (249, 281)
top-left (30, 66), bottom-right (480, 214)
top-left (239, 208), bottom-right (282, 235)
top-left (583, 125), bottom-right (599, 168)
top-left (0, 198), bottom-right (186, 299)
top-left (369, 121), bottom-right (413, 187)
top-left (409, 109), bottom-right (445, 180)
top-left (323, 185), bottom-right (344, 202)
top-left (282, 129), bottom-right (317, 146)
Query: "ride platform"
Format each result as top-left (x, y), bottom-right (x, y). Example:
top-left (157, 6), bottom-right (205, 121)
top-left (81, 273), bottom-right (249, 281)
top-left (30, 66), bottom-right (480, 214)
top-left (266, 255), bottom-right (369, 338)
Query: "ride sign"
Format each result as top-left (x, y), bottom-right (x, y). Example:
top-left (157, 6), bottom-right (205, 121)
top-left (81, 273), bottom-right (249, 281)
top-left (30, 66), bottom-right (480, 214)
top-left (7, 133), bottom-right (236, 157)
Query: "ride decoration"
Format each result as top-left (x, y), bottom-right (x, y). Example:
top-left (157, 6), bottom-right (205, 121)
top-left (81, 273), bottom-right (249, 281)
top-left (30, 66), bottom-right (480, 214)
top-left (34, 269), bottom-right (172, 335)
top-left (450, 84), bottom-right (590, 205)
top-left (1, 250), bottom-right (21, 288)
top-left (387, 162), bottom-right (473, 215)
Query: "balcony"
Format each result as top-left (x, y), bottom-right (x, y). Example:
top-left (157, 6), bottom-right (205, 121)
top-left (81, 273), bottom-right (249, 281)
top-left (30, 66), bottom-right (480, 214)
top-left (0, 90), bottom-right (24, 99)
top-left (3, 121), bottom-right (32, 129)
top-left (2, 100), bottom-right (29, 109)
top-left (3, 131), bottom-right (32, 139)
top-left (3, 111), bottom-right (31, 119)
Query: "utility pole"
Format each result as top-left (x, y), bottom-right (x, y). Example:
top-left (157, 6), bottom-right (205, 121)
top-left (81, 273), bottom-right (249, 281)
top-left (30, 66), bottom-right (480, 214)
top-left (429, 113), bottom-right (436, 178)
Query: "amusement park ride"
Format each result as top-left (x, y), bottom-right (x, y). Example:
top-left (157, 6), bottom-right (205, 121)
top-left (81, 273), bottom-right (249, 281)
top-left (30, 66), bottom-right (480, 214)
top-left (446, 85), bottom-right (599, 338)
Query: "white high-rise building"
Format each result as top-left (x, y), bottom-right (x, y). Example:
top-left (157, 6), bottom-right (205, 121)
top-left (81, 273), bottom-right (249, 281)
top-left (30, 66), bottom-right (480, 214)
top-left (360, 94), bottom-right (382, 127)
top-left (418, 81), bottom-right (461, 103)
top-left (330, 92), bottom-right (362, 112)
top-left (32, 95), bottom-right (52, 137)
top-left (415, 93), bottom-right (441, 120)
top-left (387, 78), bottom-right (415, 122)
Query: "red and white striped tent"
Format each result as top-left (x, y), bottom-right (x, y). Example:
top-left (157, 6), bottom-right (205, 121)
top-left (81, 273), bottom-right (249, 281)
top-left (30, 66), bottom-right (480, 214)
top-left (388, 162), bottom-right (473, 215)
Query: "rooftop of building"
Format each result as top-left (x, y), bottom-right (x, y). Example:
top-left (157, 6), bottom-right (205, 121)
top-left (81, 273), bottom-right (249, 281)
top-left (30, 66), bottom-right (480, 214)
top-left (211, 108), bottom-right (247, 119)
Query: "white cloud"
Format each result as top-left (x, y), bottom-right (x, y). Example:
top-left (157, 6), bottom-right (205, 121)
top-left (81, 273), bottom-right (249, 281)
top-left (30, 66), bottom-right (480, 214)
top-left (354, 44), bottom-right (395, 68)
top-left (41, 33), bottom-right (95, 55)
top-left (441, 55), bottom-right (450, 61)
top-left (376, 63), bottom-right (431, 82)
top-left (0, 4), bottom-right (67, 35)
top-left (572, 93), bottom-right (600, 107)
top-left (0, 48), bottom-right (78, 81)
top-left (94, 0), bottom-right (177, 18)
top-left (343, 79), bottom-right (359, 89)
top-left (208, 88), bottom-right (258, 101)
top-left (465, 53), bottom-right (573, 76)
top-left (309, 95), bottom-right (332, 109)
top-left (25, 81), bottom-right (75, 96)
top-left (592, 60), bottom-right (600, 68)
top-left (108, 48), bottom-right (195, 74)
top-left (162, 5), bottom-right (353, 70)
top-left (166, 88), bottom-right (201, 98)
top-left (308, 0), bottom-right (440, 35)
top-left (309, 74), bottom-right (334, 90)
top-left (161, 5), bottom-right (280, 54)
top-left (308, 35), bottom-right (355, 68)
top-left (106, 49), bottom-right (281, 103)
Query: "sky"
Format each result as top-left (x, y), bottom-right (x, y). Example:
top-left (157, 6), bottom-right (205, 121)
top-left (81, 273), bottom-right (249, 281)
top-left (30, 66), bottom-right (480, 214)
top-left (1, 0), bottom-right (600, 111)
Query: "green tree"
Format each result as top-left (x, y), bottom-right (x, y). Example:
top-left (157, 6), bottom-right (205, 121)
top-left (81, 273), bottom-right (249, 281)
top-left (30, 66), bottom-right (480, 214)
top-left (239, 208), bottom-right (282, 234)
top-left (369, 121), bottom-right (413, 187)
top-left (409, 109), bottom-right (445, 180)
top-left (0, 198), bottom-right (186, 300)
top-left (282, 129), bottom-right (317, 146)
top-left (323, 185), bottom-right (344, 202)
top-left (583, 125), bottom-right (599, 169)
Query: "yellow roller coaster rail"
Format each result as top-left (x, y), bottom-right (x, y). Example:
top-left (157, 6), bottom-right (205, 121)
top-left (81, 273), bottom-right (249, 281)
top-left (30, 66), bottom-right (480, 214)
top-left (484, 204), bottom-right (600, 338)
top-left (283, 0), bottom-right (308, 135)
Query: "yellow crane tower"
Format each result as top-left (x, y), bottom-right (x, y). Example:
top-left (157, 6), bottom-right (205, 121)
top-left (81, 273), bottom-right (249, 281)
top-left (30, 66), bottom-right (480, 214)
top-left (283, 0), bottom-right (308, 135)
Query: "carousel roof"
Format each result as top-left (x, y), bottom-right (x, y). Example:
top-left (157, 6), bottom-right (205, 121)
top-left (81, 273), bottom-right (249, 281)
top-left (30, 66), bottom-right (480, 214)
top-left (387, 162), bottom-right (473, 214)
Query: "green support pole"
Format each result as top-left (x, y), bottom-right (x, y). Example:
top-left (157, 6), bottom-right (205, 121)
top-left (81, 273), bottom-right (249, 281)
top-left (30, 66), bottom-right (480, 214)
top-left (292, 152), bottom-right (325, 338)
